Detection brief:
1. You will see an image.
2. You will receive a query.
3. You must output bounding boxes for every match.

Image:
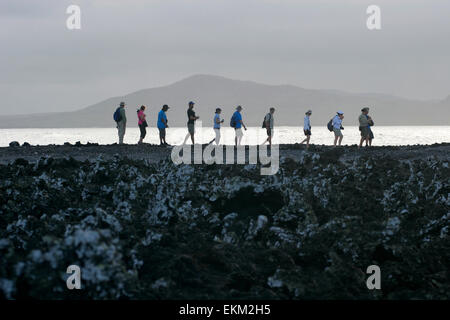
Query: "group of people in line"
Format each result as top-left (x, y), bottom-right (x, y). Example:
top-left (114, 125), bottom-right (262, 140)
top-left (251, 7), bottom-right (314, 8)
top-left (114, 101), bottom-right (375, 149)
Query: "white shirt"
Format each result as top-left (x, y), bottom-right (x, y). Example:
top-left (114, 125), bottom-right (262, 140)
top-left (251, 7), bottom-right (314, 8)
top-left (332, 115), bottom-right (342, 129)
top-left (304, 115), bottom-right (311, 131)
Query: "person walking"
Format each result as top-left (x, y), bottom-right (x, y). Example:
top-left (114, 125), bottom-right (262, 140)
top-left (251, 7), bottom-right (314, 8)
top-left (366, 110), bottom-right (375, 146)
top-left (209, 108), bottom-right (224, 145)
top-left (358, 107), bottom-right (372, 149)
top-left (300, 109), bottom-right (312, 148)
top-left (115, 101), bottom-right (127, 144)
top-left (262, 107), bottom-right (275, 145)
top-left (137, 105), bottom-right (147, 144)
top-left (183, 101), bottom-right (199, 144)
top-left (231, 105), bottom-right (247, 146)
top-left (332, 111), bottom-right (344, 147)
top-left (157, 104), bottom-right (170, 146)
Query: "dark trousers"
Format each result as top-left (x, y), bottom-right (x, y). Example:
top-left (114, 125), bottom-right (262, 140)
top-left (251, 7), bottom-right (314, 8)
top-left (159, 128), bottom-right (166, 140)
top-left (139, 124), bottom-right (147, 139)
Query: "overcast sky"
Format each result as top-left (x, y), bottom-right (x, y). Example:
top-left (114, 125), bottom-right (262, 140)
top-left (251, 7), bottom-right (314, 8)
top-left (1, 0), bottom-right (449, 115)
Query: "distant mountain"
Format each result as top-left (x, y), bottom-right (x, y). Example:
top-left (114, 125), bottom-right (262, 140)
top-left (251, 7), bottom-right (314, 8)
top-left (0, 74), bottom-right (449, 128)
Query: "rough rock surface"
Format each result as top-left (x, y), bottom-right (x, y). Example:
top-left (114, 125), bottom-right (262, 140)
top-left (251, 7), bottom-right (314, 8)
top-left (0, 146), bottom-right (448, 299)
top-left (0, 143), bottom-right (449, 164)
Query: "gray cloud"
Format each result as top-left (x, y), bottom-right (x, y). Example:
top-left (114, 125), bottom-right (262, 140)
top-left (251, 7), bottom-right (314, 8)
top-left (0, 0), bottom-right (449, 115)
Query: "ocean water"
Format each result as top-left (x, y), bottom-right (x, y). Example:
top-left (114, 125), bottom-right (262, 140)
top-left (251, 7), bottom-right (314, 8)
top-left (0, 126), bottom-right (449, 147)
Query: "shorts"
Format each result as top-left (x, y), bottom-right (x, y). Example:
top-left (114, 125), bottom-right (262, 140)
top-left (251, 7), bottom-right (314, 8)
top-left (158, 127), bottom-right (166, 139)
top-left (304, 129), bottom-right (311, 136)
top-left (187, 123), bottom-right (195, 135)
top-left (333, 128), bottom-right (343, 137)
top-left (235, 128), bottom-right (244, 137)
top-left (360, 126), bottom-right (370, 138)
top-left (266, 127), bottom-right (273, 137)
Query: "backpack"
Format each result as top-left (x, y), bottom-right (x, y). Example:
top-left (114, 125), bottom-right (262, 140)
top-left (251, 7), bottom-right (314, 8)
top-left (262, 113), bottom-right (271, 128)
top-left (113, 107), bottom-right (122, 122)
top-left (327, 119), bottom-right (333, 132)
top-left (230, 113), bottom-right (237, 128)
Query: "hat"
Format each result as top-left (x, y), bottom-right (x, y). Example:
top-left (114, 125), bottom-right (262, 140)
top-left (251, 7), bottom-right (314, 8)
top-left (188, 101), bottom-right (195, 106)
top-left (361, 107), bottom-right (370, 112)
top-left (120, 102), bottom-right (125, 107)
top-left (306, 109), bottom-right (312, 114)
top-left (337, 111), bottom-right (344, 115)
top-left (162, 104), bottom-right (169, 110)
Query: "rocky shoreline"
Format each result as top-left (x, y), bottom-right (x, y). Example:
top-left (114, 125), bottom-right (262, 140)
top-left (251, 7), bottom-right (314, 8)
top-left (0, 144), bottom-right (449, 299)
top-left (1, 142), bottom-right (449, 164)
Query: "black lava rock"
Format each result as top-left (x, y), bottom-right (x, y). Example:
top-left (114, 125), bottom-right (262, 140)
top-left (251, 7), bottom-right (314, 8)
top-left (9, 141), bottom-right (20, 147)
top-left (0, 152), bottom-right (448, 300)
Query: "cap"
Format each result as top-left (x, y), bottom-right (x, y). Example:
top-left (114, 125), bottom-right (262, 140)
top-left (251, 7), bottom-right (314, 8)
top-left (120, 102), bottom-right (125, 107)
top-left (361, 107), bottom-right (370, 112)
top-left (306, 109), bottom-right (312, 114)
top-left (236, 105), bottom-right (242, 110)
top-left (162, 104), bottom-right (169, 110)
top-left (189, 101), bottom-right (195, 106)
top-left (215, 107), bottom-right (222, 112)
top-left (337, 111), bottom-right (344, 115)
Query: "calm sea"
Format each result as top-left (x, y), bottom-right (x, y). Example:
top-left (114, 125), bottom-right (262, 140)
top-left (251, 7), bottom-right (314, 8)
top-left (0, 126), bottom-right (449, 147)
